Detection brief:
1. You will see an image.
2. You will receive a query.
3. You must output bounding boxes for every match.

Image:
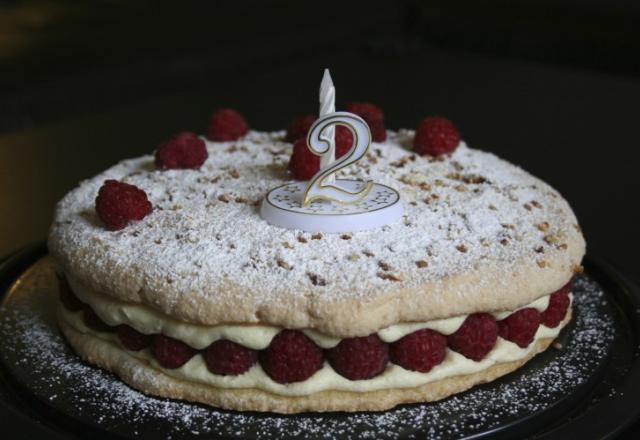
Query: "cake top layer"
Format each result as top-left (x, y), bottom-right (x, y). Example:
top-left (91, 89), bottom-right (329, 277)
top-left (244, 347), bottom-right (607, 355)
top-left (48, 130), bottom-right (584, 336)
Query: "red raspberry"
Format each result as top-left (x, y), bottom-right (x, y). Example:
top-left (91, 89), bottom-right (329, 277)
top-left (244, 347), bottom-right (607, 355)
top-left (116, 325), bottom-right (152, 351)
top-left (447, 313), bottom-right (498, 361)
top-left (151, 335), bottom-right (196, 369)
top-left (261, 330), bottom-right (323, 384)
top-left (155, 132), bottom-right (208, 170)
top-left (83, 308), bottom-right (113, 333)
top-left (58, 276), bottom-right (84, 312)
top-left (498, 308), bottom-right (541, 348)
top-left (327, 335), bottom-right (389, 380)
top-left (345, 102), bottom-right (386, 142)
top-left (286, 115), bottom-right (315, 142)
top-left (334, 125), bottom-right (355, 157)
top-left (95, 180), bottom-right (152, 231)
top-left (390, 329), bottom-right (447, 373)
top-left (289, 138), bottom-right (320, 180)
top-left (414, 117), bottom-right (460, 156)
top-left (206, 108), bottom-right (248, 141)
top-left (288, 127), bottom-right (354, 180)
top-left (541, 282), bottom-right (572, 328)
top-left (203, 339), bottom-right (258, 376)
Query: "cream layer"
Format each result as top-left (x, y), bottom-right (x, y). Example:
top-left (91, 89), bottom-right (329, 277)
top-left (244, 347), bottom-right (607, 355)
top-left (58, 298), bottom-right (569, 397)
top-left (67, 275), bottom-right (552, 350)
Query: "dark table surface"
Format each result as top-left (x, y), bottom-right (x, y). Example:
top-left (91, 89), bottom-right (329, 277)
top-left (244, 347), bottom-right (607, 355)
top-left (1, 40), bottom-right (639, 438)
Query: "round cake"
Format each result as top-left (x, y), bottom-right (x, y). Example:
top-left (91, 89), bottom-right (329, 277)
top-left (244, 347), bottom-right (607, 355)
top-left (48, 109), bottom-right (584, 413)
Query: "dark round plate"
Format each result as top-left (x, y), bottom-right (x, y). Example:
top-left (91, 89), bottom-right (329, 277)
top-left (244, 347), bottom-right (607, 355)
top-left (0, 242), bottom-right (639, 440)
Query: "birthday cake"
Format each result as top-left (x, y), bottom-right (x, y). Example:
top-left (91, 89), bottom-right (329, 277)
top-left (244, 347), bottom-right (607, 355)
top-left (48, 75), bottom-right (584, 414)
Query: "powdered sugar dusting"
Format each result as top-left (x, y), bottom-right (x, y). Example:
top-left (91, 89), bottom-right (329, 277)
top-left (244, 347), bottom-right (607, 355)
top-left (0, 275), bottom-right (615, 439)
top-left (47, 130), bottom-right (584, 329)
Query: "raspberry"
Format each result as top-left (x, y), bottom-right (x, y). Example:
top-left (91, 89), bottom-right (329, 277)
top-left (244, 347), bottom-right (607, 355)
top-left (414, 117), bottom-right (460, 156)
top-left (286, 115), bottom-right (315, 142)
top-left (345, 102), bottom-right (386, 142)
top-left (203, 339), bottom-right (258, 376)
top-left (116, 325), bottom-right (152, 351)
top-left (389, 329), bottom-right (447, 372)
top-left (95, 180), bottom-right (152, 231)
top-left (447, 313), bottom-right (498, 361)
top-left (206, 108), bottom-right (248, 141)
top-left (58, 276), bottom-right (84, 312)
top-left (498, 308), bottom-right (541, 348)
top-left (155, 132), bottom-right (208, 170)
top-left (151, 335), bottom-right (196, 369)
top-left (288, 127), bottom-right (354, 180)
top-left (289, 139), bottom-right (320, 180)
top-left (327, 335), bottom-right (389, 380)
top-left (83, 308), bottom-right (113, 333)
top-left (334, 125), bottom-right (354, 157)
top-left (541, 282), bottom-right (572, 328)
top-left (261, 330), bottom-right (323, 384)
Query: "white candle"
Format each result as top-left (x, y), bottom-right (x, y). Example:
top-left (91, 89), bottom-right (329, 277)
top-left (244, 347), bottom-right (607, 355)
top-left (319, 69), bottom-right (336, 181)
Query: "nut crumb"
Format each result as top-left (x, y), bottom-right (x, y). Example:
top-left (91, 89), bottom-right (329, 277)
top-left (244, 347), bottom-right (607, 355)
top-left (363, 250), bottom-right (375, 257)
top-left (500, 239), bottom-right (509, 246)
top-left (378, 261), bottom-right (391, 271)
top-left (235, 197), bottom-right (248, 203)
top-left (277, 258), bottom-right (293, 271)
top-left (307, 273), bottom-right (327, 286)
top-left (456, 244), bottom-right (468, 253)
top-left (297, 236), bottom-right (308, 243)
top-left (415, 260), bottom-right (428, 268)
top-left (311, 233), bottom-right (322, 240)
top-left (537, 259), bottom-right (548, 268)
top-left (228, 168), bottom-right (240, 179)
top-left (218, 194), bottom-right (230, 203)
top-left (282, 242), bottom-right (293, 249)
top-left (573, 264), bottom-right (584, 274)
top-left (536, 222), bottom-right (550, 232)
top-left (340, 234), bottom-right (352, 240)
top-left (523, 203), bottom-right (532, 211)
top-left (377, 272), bottom-right (402, 282)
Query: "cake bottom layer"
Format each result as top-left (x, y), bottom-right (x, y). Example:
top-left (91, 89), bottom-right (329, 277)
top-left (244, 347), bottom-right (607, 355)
top-left (58, 315), bottom-right (567, 413)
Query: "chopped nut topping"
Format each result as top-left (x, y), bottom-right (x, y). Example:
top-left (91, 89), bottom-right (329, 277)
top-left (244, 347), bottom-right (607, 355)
top-left (235, 197), bottom-right (248, 203)
top-left (311, 233), bottom-right (322, 240)
top-left (534, 246), bottom-right (544, 253)
top-left (573, 264), bottom-right (584, 274)
top-left (228, 168), bottom-right (240, 179)
top-left (488, 204), bottom-right (497, 211)
top-left (347, 253), bottom-right (360, 261)
top-left (531, 200), bottom-right (542, 208)
top-left (415, 260), bottom-right (429, 268)
top-left (536, 222), bottom-right (550, 232)
top-left (282, 242), bottom-right (293, 249)
top-left (454, 184), bottom-right (467, 192)
top-left (537, 259), bottom-right (548, 268)
top-left (544, 233), bottom-right (561, 245)
top-left (377, 272), bottom-right (402, 282)
top-left (456, 244), bottom-right (468, 253)
top-left (277, 258), bottom-right (293, 270)
top-left (340, 234), bottom-right (352, 240)
top-left (363, 250), bottom-right (375, 257)
top-left (218, 194), bottom-right (230, 203)
top-left (307, 273), bottom-right (327, 286)
top-left (500, 239), bottom-right (509, 246)
top-left (297, 236), bottom-right (308, 243)
top-left (378, 261), bottom-right (391, 271)
top-left (523, 203), bottom-right (532, 211)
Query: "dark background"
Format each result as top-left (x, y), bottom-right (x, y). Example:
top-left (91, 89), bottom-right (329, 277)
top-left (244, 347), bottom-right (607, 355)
top-left (1, 0), bottom-right (639, 438)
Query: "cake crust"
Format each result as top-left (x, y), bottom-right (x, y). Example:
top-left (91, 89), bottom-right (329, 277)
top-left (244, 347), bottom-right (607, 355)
top-left (59, 317), bottom-right (567, 413)
top-left (48, 131), bottom-right (585, 337)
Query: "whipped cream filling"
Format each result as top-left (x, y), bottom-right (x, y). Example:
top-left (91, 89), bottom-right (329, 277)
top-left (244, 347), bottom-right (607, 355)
top-left (66, 275), bottom-right (551, 350)
top-left (59, 302), bottom-right (569, 396)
